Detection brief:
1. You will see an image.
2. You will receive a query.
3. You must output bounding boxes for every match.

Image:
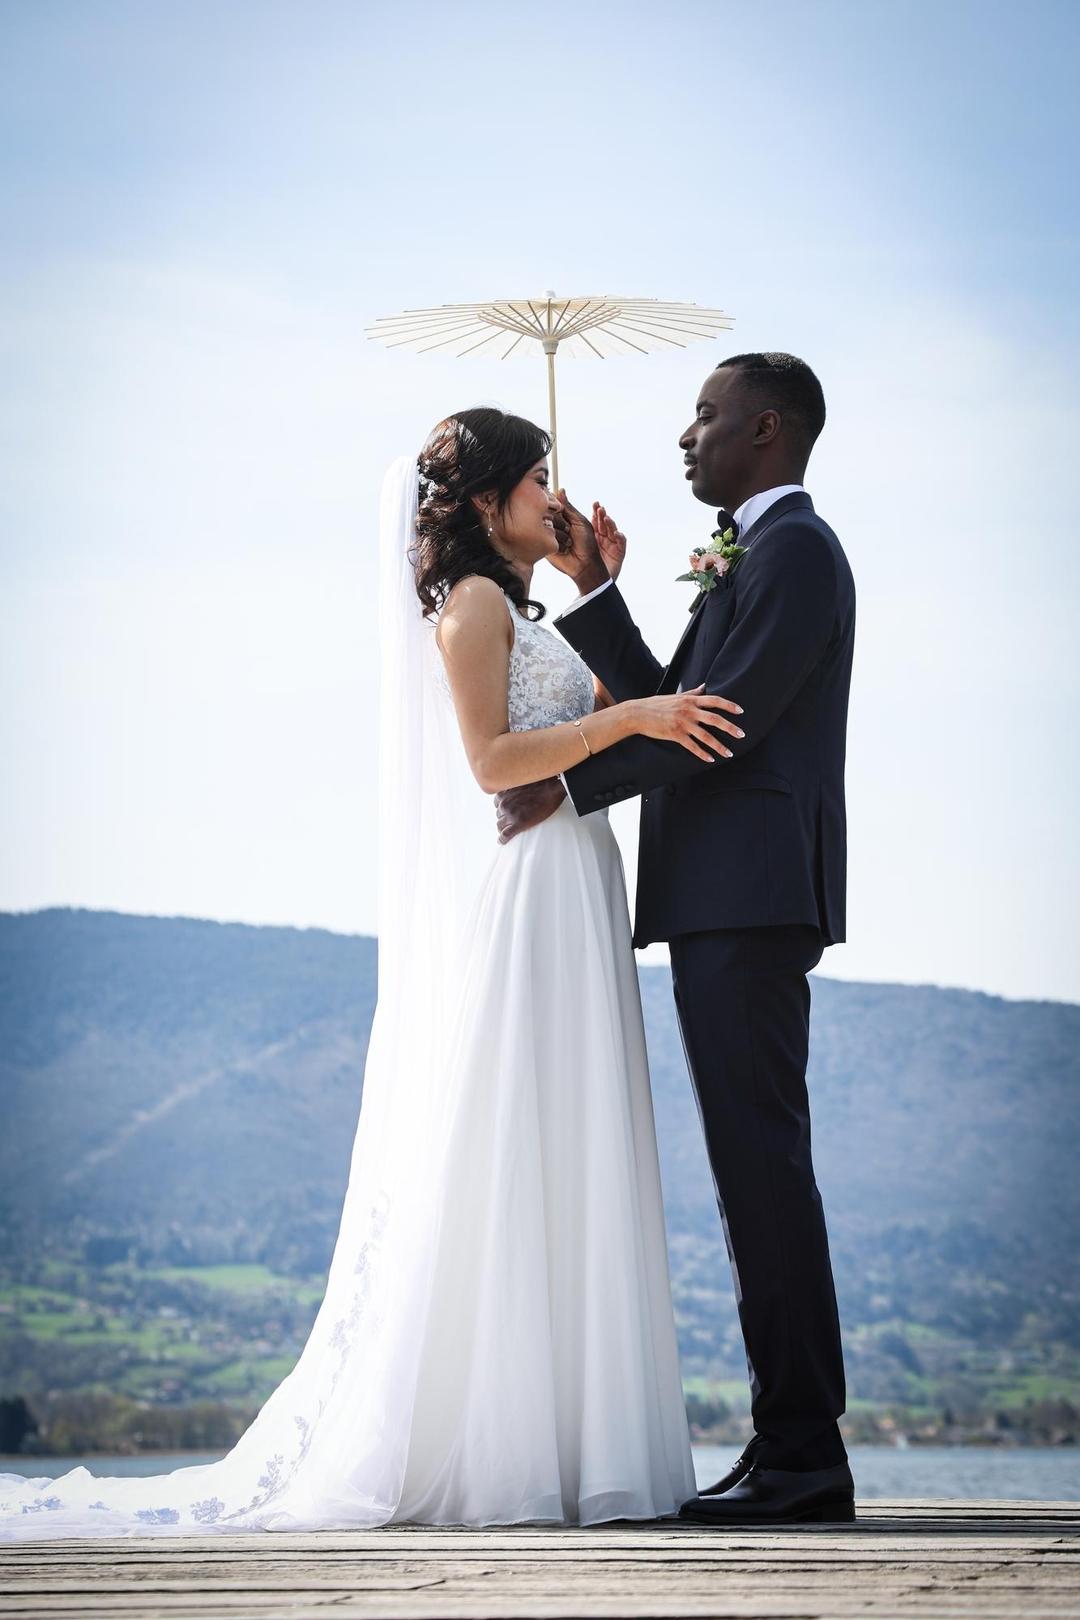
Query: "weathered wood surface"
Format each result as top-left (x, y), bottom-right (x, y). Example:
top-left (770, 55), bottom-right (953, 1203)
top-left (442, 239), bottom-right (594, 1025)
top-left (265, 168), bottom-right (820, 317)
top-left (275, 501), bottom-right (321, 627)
top-left (1, 1500), bottom-right (1078, 1619)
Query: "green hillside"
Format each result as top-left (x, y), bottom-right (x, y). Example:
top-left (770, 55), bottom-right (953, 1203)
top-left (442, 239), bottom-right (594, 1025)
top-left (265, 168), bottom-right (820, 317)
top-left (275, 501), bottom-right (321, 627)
top-left (1, 908), bottom-right (1077, 1452)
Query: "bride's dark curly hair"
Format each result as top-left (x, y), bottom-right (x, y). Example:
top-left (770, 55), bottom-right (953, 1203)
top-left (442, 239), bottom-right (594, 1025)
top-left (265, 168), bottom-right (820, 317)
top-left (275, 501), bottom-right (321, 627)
top-left (414, 407), bottom-right (553, 621)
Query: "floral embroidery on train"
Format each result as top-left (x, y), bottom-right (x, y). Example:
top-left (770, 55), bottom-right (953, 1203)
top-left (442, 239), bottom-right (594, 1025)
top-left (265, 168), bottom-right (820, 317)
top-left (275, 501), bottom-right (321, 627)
top-left (190, 1497), bottom-right (226, 1523)
top-left (222, 1192), bottom-right (392, 1527)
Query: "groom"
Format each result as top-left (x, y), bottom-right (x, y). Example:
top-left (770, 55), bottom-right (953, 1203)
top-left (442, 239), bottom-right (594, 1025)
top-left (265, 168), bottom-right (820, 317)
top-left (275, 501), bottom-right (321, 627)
top-left (496, 352), bottom-right (856, 1525)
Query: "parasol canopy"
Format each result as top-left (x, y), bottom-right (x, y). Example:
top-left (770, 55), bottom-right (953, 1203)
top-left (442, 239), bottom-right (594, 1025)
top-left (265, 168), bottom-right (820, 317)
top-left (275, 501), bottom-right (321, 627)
top-left (366, 292), bottom-right (734, 489)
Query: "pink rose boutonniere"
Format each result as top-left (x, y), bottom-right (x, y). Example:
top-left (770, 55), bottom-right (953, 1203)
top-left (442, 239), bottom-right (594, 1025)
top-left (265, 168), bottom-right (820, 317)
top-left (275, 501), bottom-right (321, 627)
top-left (676, 525), bottom-right (748, 610)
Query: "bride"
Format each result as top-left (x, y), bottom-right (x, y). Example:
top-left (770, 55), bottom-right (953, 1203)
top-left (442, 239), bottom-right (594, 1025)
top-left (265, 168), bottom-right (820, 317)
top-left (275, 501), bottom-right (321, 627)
top-left (0, 408), bottom-right (743, 1538)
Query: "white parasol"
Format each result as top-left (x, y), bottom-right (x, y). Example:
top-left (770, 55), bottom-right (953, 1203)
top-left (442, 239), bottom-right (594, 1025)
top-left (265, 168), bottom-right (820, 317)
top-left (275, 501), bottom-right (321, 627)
top-left (366, 292), bottom-right (734, 490)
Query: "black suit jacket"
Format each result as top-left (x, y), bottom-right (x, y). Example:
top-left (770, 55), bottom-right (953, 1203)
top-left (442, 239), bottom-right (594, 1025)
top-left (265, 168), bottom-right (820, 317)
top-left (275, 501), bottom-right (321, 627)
top-left (555, 493), bottom-right (856, 949)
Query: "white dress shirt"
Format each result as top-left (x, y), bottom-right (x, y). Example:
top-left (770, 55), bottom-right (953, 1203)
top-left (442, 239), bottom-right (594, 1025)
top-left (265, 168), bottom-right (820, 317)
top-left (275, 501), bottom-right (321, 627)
top-left (729, 483), bottom-right (805, 536)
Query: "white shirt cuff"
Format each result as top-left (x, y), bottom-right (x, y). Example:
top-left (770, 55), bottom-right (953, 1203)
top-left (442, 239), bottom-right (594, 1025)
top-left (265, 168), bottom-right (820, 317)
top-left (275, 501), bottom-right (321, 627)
top-left (560, 576), bottom-right (613, 616)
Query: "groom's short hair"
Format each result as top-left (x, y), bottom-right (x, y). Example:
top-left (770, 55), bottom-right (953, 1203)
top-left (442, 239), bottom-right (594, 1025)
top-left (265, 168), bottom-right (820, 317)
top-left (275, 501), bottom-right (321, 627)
top-left (715, 352), bottom-right (826, 452)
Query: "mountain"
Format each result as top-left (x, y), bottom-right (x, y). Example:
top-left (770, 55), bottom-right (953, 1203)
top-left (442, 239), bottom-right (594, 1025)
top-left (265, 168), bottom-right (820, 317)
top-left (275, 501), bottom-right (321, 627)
top-left (1, 907), bottom-right (1077, 1432)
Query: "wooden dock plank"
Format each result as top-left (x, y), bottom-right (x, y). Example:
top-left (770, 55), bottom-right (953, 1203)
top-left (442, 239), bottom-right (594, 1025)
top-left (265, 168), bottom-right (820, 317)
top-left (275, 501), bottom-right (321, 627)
top-left (1, 1500), bottom-right (1077, 1619)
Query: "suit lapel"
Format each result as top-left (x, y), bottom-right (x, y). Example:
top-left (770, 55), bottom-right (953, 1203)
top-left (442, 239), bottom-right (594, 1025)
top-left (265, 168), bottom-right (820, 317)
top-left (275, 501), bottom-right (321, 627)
top-left (656, 492), bottom-right (815, 692)
top-left (658, 591), bottom-right (709, 691)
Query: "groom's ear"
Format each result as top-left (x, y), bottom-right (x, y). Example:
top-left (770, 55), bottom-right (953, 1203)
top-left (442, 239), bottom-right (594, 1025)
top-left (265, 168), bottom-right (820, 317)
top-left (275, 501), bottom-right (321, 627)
top-left (752, 409), bottom-right (782, 446)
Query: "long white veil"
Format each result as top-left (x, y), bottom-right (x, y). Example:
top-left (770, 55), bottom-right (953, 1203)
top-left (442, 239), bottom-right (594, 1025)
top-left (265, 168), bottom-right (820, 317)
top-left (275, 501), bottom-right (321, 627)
top-left (0, 456), bottom-right (496, 1538)
top-left (374, 456), bottom-right (497, 1029)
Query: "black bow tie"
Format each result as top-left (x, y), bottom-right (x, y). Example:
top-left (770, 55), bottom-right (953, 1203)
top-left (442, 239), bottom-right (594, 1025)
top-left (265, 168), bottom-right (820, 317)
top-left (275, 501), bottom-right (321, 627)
top-left (716, 509), bottom-right (740, 540)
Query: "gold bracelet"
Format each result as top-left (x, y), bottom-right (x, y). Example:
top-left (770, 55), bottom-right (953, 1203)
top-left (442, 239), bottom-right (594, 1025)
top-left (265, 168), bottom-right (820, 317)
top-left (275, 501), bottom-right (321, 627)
top-left (574, 718), bottom-right (593, 757)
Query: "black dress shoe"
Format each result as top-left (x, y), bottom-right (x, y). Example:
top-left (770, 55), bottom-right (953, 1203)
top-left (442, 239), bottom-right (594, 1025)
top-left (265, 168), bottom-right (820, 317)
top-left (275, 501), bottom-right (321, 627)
top-left (698, 1433), bottom-right (767, 1496)
top-left (679, 1459), bottom-right (856, 1525)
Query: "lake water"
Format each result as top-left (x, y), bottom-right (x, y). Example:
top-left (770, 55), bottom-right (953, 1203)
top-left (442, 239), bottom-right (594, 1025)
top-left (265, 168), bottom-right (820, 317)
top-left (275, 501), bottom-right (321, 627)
top-left (696, 1444), bottom-right (1080, 1501)
top-left (2, 1446), bottom-right (1078, 1502)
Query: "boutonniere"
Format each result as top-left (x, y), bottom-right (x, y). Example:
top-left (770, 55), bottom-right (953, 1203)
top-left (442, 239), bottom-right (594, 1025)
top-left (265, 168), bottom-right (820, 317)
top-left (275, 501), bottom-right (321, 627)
top-left (675, 526), bottom-right (748, 610)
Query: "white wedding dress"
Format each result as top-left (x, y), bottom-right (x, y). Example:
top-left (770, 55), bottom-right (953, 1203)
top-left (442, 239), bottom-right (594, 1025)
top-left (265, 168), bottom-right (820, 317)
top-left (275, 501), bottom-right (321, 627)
top-left (0, 460), bottom-right (695, 1540)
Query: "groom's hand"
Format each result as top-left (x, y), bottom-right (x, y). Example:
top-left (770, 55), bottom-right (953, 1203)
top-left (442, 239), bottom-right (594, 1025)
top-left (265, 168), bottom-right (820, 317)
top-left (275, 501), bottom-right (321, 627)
top-left (495, 777), bottom-right (567, 843)
top-left (592, 503), bottom-right (626, 582)
top-left (549, 491), bottom-right (610, 595)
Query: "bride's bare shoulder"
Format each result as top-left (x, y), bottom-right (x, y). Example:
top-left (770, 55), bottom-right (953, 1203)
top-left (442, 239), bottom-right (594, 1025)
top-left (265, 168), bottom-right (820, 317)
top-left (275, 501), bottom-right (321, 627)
top-left (442, 573), bottom-right (506, 612)
top-left (437, 576), bottom-right (508, 631)
top-left (437, 575), bottom-right (511, 651)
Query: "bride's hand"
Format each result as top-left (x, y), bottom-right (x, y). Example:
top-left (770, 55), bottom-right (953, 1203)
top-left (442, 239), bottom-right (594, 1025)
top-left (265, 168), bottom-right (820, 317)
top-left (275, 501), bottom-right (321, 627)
top-left (631, 685), bottom-right (744, 761)
top-left (592, 503), bottom-right (626, 582)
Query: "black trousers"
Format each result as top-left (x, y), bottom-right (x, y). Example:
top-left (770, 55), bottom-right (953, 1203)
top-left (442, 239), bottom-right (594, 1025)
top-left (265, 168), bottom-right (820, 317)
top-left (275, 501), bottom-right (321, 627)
top-left (668, 923), bottom-right (847, 1470)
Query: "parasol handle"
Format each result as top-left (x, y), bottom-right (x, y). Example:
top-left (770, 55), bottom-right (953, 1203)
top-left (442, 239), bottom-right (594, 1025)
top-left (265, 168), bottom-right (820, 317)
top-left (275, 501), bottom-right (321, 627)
top-left (542, 338), bottom-right (559, 493)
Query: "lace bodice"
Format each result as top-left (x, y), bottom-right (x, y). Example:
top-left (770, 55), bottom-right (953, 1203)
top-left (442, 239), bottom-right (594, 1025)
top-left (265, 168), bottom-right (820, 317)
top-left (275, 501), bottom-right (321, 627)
top-left (504, 594), bottom-right (595, 732)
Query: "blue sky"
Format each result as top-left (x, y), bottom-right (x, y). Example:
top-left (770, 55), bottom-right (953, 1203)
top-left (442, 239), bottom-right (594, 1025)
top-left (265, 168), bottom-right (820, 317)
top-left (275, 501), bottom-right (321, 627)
top-left (1, 0), bottom-right (1077, 1000)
